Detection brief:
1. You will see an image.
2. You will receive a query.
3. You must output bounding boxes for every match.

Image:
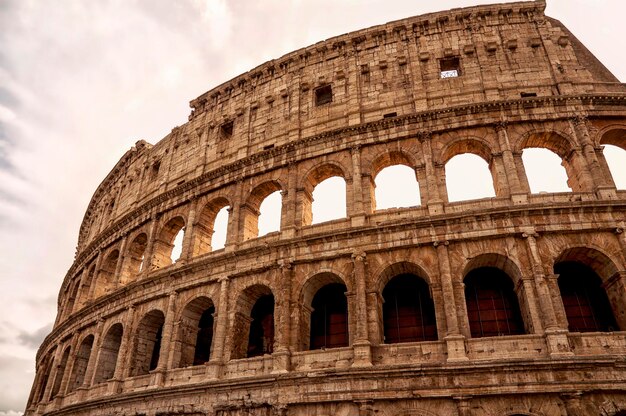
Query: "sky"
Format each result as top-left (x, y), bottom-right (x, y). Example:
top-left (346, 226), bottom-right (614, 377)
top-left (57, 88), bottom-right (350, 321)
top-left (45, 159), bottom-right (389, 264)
top-left (0, 0), bottom-right (625, 414)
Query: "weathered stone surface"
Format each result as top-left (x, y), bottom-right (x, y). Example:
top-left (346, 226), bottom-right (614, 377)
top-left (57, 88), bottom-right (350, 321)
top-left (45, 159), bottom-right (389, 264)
top-left (26, 1), bottom-right (626, 415)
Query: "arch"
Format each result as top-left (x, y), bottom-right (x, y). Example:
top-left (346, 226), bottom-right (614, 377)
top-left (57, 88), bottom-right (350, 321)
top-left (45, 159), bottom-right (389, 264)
top-left (243, 181), bottom-right (282, 240)
top-left (462, 253), bottom-right (523, 286)
top-left (68, 335), bottom-right (94, 392)
top-left (231, 284), bottom-right (275, 359)
top-left (175, 296), bottom-right (215, 368)
top-left (301, 163), bottom-right (347, 226)
top-left (373, 164), bottom-right (421, 210)
top-left (50, 346), bottom-right (70, 398)
top-left (94, 323), bottom-right (123, 383)
top-left (522, 148), bottom-right (572, 193)
top-left (130, 310), bottom-right (165, 377)
top-left (94, 249), bottom-right (119, 298)
top-left (303, 274), bottom-right (349, 350)
top-left (77, 263), bottom-right (96, 308)
top-left (193, 197), bottom-right (231, 256)
top-left (440, 137), bottom-right (494, 165)
top-left (36, 349), bottom-right (56, 403)
top-left (152, 216), bottom-right (185, 269)
top-left (463, 265), bottom-right (525, 338)
top-left (121, 232), bottom-right (148, 284)
top-left (369, 150), bottom-right (417, 179)
top-left (64, 278), bottom-right (81, 318)
top-left (599, 129), bottom-right (626, 189)
top-left (382, 274), bottom-right (437, 343)
top-left (311, 176), bottom-right (347, 224)
top-left (445, 153), bottom-right (497, 202)
top-left (554, 247), bottom-right (621, 332)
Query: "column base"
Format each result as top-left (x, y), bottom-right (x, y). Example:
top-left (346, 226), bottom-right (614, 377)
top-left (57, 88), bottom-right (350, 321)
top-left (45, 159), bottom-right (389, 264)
top-left (351, 215), bottom-right (367, 227)
top-left (272, 349), bottom-right (291, 374)
top-left (445, 335), bottom-right (469, 362)
top-left (107, 378), bottom-right (122, 394)
top-left (352, 340), bottom-right (373, 368)
top-left (428, 201), bottom-right (444, 216)
top-left (511, 193), bottom-right (528, 204)
top-left (205, 360), bottom-right (223, 379)
top-left (149, 369), bottom-right (166, 387)
top-left (545, 329), bottom-right (574, 358)
top-left (596, 186), bottom-right (617, 199)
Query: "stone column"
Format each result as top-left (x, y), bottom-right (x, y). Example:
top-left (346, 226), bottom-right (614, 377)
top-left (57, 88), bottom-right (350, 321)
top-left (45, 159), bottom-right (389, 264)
top-left (489, 152), bottom-right (510, 197)
top-left (350, 145), bottom-right (367, 226)
top-left (512, 151), bottom-right (531, 193)
top-left (435, 241), bottom-right (468, 362)
top-left (41, 346), bottom-right (64, 402)
top-left (419, 132), bottom-right (445, 214)
top-left (207, 277), bottom-right (230, 378)
top-left (280, 163), bottom-right (298, 238)
top-left (141, 216), bottom-right (160, 275)
top-left (522, 231), bottom-right (572, 357)
top-left (273, 260), bottom-right (292, 373)
top-left (110, 306), bottom-right (135, 393)
top-left (351, 252), bottom-right (372, 367)
top-left (181, 199), bottom-right (199, 261)
top-left (87, 251), bottom-right (104, 301)
top-left (355, 400), bottom-right (374, 416)
top-left (495, 122), bottom-right (528, 202)
top-left (571, 117), bottom-right (613, 196)
top-left (59, 333), bottom-right (81, 396)
top-left (518, 278), bottom-right (543, 334)
top-left (153, 292), bottom-right (177, 386)
top-left (454, 396), bottom-right (472, 416)
top-left (562, 392), bottom-right (585, 416)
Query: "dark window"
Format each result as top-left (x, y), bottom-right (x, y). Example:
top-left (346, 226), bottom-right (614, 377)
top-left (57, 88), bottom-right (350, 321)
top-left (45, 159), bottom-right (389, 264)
top-left (310, 283), bottom-right (348, 349)
top-left (193, 306), bottom-right (215, 365)
top-left (315, 85), bottom-right (333, 106)
top-left (247, 295), bottom-right (274, 357)
top-left (464, 267), bottom-right (525, 338)
top-left (556, 262), bottom-right (618, 332)
top-left (220, 121), bottom-right (233, 138)
top-left (440, 57), bottom-right (460, 78)
top-left (149, 324), bottom-right (163, 371)
top-left (383, 274), bottom-right (438, 343)
top-left (151, 161), bottom-right (160, 180)
top-left (383, 112), bottom-right (398, 118)
top-left (520, 92), bottom-right (537, 98)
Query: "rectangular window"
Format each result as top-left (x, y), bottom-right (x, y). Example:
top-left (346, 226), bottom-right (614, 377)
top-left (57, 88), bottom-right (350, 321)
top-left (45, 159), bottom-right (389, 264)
top-left (440, 57), bottom-right (460, 78)
top-left (220, 121), bottom-right (233, 138)
top-left (315, 85), bottom-right (332, 106)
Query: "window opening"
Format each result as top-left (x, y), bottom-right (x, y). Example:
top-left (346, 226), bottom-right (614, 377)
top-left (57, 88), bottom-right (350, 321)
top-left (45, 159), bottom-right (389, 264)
top-left (603, 144), bottom-right (626, 190)
top-left (211, 206), bottom-right (229, 250)
top-left (149, 324), bottom-right (163, 371)
top-left (170, 227), bottom-right (185, 262)
top-left (247, 295), bottom-right (275, 357)
top-left (258, 191), bottom-right (282, 236)
top-left (445, 153), bottom-right (496, 202)
top-left (464, 267), bottom-right (524, 338)
top-left (151, 161), bottom-right (160, 180)
top-left (312, 176), bottom-right (346, 224)
top-left (310, 283), bottom-right (348, 350)
top-left (374, 165), bottom-right (421, 210)
top-left (520, 92), bottom-right (537, 98)
top-left (383, 112), bottom-right (398, 118)
top-left (522, 148), bottom-right (571, 193)
top-left (220, 121), bottom-right (233, 139)
top-left (193, 307), bottom-right (215, 365)
top-left (440, 57), bottom-right (460, 78)
top-left (315, 85), bottom-right (333, 106)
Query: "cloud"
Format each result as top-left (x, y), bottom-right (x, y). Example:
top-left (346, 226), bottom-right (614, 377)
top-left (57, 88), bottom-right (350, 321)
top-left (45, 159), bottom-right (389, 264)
top-left (17, 324), bottom-right (53, 350)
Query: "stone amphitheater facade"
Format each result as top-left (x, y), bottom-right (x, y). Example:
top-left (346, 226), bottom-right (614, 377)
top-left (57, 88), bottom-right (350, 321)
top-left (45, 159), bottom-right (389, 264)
top-left (26, 1), bottom-right (626, 415)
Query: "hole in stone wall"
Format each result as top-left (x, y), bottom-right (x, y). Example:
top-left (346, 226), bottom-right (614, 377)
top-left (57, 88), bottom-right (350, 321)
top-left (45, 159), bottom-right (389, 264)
top-left (440, 57), bottom-right (460, 78)
top-left (522, 148), bottom-right (571, 193)
top-left (315, 85), bottom-right (332, 106)
top-left (170, 228), bottom-right (185, 262)
top-left (374, 165), bottom-right (421, 210)
top-left (312, 176), bottom-right (346, 224)
top-left (603, 144), bottom-right (626, 190)
top-left (520, 92), bottom-right (537, 98)
top-left (258, 191), bottom-right (282, 236)
top-left (220, 121), bottom-right (234, 138)
top-left (211, 206), bottom-right (229, 250)
top-left (445, 154), bottom-right (496, 202)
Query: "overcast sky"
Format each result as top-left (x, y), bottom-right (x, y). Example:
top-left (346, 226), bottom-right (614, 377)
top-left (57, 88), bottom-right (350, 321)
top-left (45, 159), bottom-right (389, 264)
top-left (0, 1), bottom-right (625, 414)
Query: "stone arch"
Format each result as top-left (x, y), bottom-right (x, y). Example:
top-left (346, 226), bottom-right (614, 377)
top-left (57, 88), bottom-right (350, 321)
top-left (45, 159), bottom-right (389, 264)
top-left (77, 262), bottom-right (96, 309)
top-left (300, 162), bottom-right (348, 226)
top-left (94, 248), bottom-right (120, 299)
top-left (376, 261), bottom-right (432, 294)
top-left (230, 284), bottom-right (275, 359)
top-left (174, 296), bottom-right (215, 368)
top-left (193, 196), bottom-right (231, 256)
top-left (120, 231), bottom-right (148, 284)
top-left (63, 277), bottom-right (81, 318)
top-left (440, 137), bottom-right (499, 201)
top-left (380, 266), bottom-right (438, 343)
top-left (130, 309), bottom-right (165, 377)
top-left (463, 254), bottom-right (526, 337)
top-left (599, 127), bottom-right (626, 189)
top-left (554, 246), bottom-right (623, 331)
top-left (93, 322), bottom-right (123, 384)
top-left (152, 215), bottom-right (186, 269)
top-left (517, 130), bottom-right (584, 192)
top-left (49, 345), bottom-right (70, 398)
top-left (68, 334), bottom-right (94, 392)
top-left (369, 151), bottom-right (422, 211)
top-left (35, 348), bottom-right (56, 403)
top-left (299, 272), bottom-right (350, 351)
top-left (242, 180), bottom-right (283, 240)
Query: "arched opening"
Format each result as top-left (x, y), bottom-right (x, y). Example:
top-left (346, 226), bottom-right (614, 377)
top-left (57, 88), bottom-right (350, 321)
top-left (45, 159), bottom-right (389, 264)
top-left (602, 144), bottom-right (626, 190)
top-left (68, 335), bottom-right (94, 392)
top-left (64, 279), bottom-right (81, 318)
top-left (121, 233), bottom-right (147, 284)
top-left (382, 274), bottom-right (437, 343)
top-left (175, 297), bottom-right (215, 368)
top-left (464, 267), bottom-right (525, 338)
top-left (445, 154), bottom-right (496, 202)
top-left (310, 283), bottom-right (349, 350)
top-left (77, 263), bottom-right (95, 308)
top-left (231, 285), bottom-right (275, 359)
top-left (36, 350), bottom-right (56, 403)
top-left (555, 261), bottom-right (618, 332)
top-left (374, 165), bottom-right (421, 210)
top-left (193, 198), bottom-right (230, 256)
top-left (311, 176), bottom-right (347, 224)
top-left (130, 310), bottom-right (165, 377)
top-left (50, 347), bottom-right (70, 398)
top-left (152, 216), bottom-right (185, 269)
top-left (94, 249), bottom-right (119, 298)
top-left (243, 181), bottom-right (283, 240)
top-left (522, 148), bottom-right (571, 193)
top-left (94, 323), bottom-right (123, 383)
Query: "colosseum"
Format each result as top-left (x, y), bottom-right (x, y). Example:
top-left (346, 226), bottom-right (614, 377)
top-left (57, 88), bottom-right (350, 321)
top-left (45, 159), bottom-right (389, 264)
top-left (26, 1), bottom-right (626, 415)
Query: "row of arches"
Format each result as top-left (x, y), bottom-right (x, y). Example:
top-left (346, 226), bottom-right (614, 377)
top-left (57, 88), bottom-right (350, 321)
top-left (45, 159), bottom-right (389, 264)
top-left (62, 130), bottom-right (626, 315)
top-left (36, 251), bottom-right (623, 405)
